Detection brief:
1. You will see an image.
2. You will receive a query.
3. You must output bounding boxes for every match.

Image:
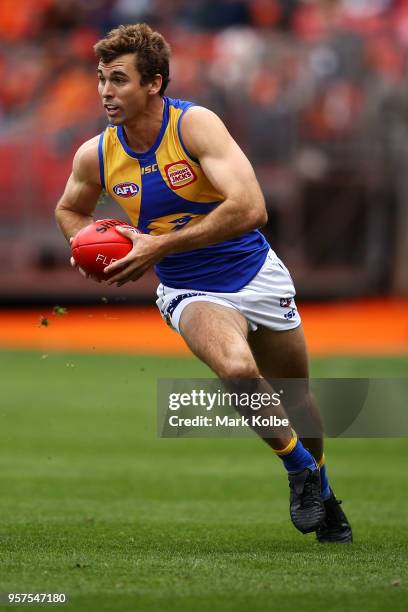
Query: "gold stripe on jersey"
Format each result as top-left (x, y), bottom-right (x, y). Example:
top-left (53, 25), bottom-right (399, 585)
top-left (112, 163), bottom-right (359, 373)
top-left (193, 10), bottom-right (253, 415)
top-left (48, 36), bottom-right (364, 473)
top-left (102, 126), bottom-right (143, 227)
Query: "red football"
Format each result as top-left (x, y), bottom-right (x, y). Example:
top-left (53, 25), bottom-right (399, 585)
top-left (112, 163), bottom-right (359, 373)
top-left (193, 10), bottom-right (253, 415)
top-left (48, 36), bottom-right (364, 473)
top-left (71, 219), bottom-right (141, 280)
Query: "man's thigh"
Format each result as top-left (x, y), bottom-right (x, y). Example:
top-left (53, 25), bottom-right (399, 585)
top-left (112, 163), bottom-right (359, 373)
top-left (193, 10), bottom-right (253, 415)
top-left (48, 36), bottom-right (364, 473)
top-left (179, 301), bottom-right (259, 378)
top-left (248, 323), bottom-right (309, 379)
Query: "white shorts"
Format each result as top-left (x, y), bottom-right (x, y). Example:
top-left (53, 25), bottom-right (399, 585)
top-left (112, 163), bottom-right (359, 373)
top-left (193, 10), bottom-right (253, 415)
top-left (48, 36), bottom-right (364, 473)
top-left (155, 249), bottom-right (301, 334)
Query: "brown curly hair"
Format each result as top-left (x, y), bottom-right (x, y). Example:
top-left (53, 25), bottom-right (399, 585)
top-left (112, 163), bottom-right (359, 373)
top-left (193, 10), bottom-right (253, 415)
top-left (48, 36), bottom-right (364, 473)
top-left (94, 23), bottom-right (171, 96)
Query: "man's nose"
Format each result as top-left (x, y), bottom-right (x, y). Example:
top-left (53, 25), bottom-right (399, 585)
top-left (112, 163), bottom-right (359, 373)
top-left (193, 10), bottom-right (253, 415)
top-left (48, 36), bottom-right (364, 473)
top-left (102, 80), bottom-right (114, 97)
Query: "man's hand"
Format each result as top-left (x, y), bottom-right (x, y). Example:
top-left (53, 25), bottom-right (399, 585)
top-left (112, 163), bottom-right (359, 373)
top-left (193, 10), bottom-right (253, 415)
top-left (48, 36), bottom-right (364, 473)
top-left (104, 227), bottom-right (167, 286)
top-left (69, 237), bottom-right (102, 283)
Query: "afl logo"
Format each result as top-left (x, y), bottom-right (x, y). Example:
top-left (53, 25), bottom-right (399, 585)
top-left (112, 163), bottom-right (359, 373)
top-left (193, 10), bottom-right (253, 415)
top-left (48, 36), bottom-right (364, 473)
top-left (113, 182), bottom-right (139, 198)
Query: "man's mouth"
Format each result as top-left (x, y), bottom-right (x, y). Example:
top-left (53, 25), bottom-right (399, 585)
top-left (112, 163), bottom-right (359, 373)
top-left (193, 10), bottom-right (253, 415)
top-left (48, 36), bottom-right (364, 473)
top-left (104, 104), bottom-right (120, 117)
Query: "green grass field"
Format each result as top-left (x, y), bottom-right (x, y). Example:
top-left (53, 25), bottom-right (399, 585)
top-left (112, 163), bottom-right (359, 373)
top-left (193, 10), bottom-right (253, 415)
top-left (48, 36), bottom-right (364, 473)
top-left (0, 350), bottom-right (407, 612)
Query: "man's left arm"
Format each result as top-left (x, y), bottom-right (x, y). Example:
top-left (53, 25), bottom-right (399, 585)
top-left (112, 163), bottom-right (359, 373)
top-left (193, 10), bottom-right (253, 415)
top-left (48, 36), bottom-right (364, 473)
top-left (106, 107), bottom-right (267, 285)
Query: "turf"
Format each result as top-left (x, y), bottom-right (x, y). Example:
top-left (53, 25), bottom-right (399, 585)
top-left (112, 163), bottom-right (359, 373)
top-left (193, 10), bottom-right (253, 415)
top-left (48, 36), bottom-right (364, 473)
top-left (0, 351), bottom-right (407, 612)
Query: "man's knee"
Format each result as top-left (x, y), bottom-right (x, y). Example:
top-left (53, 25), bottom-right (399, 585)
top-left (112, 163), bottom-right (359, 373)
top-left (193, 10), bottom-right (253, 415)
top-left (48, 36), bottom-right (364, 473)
top-left (217, 355), bottom-right (260, 379)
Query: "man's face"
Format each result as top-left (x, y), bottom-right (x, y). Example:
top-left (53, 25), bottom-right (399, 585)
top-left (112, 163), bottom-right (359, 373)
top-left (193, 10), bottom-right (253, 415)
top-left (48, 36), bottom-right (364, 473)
top-left (97, 53), bottom-right (148, 124)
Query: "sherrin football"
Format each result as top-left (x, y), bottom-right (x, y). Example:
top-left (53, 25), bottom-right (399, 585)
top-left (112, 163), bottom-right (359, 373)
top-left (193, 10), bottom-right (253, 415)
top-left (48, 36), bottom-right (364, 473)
top-left (71, 219), bottom-right (142, 280)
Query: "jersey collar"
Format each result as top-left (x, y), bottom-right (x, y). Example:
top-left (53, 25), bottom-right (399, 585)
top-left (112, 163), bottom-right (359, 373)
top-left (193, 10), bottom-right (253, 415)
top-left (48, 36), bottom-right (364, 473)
top-left (117, 97), bottom-right (169, 160)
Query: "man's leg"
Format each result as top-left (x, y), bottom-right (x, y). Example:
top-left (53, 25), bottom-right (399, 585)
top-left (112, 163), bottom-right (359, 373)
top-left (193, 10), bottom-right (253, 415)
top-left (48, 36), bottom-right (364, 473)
top-left (248, 323), bottom-right (352, 543)
top-left (248, 324), bottom-right (324, 462)
top-left (178, 301), bottom-right (325, 534)
top-left (179, 300), bottom-right (292, 450)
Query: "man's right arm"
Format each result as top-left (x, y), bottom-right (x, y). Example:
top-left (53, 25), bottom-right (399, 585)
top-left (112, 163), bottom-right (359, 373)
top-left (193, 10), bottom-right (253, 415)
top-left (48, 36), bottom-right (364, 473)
top-left (55, 135), bottom-right (102, 243)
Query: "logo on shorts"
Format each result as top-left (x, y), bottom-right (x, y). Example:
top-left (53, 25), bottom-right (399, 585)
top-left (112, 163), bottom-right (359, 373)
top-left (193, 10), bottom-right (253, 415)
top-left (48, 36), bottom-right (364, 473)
top-left (280, 297), bottom-right (293, 308)
top-left (164, 292), bottom-right (207, 320)
top-left (113, 182), bottom-right (139, 198)
top-left (165, 161), bottom-right (197, 190)
top-left (284, 308), bottom-right (297, 320)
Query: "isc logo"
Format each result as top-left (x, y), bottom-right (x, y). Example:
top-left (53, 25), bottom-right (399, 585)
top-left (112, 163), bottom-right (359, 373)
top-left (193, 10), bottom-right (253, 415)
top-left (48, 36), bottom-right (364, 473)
top-left (284, 308), bottom-right (297, 320)
top-left (113, 182), bottom-right (139, 198)
top-left (141, 164), bottom-right (158, 175)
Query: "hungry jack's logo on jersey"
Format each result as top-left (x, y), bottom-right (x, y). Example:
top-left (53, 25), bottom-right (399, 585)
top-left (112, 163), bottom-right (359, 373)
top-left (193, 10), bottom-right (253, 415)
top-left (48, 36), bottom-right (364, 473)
top-left (113, 182), bottom-right (140, 198)
top-left (164, 160), bottom-right (197, 190)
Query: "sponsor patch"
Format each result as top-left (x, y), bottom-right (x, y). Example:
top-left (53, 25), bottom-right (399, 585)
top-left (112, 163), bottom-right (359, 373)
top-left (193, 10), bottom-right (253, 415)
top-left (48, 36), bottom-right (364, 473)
top-left (165, 160), bottom-right (197, 190)
top-left (113, 182), bottom-right (139, 198)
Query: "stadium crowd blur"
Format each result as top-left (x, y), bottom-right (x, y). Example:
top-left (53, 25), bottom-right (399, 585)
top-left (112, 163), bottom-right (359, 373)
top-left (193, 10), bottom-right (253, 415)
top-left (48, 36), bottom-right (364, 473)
top-left (1, 0), bottom-right (407, 299)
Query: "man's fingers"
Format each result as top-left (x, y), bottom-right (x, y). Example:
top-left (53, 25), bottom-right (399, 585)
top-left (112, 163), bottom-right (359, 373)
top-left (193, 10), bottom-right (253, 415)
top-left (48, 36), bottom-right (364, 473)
top-left (115, 272), bottom-right (143, 287)
top-left (78, 266), bottom-right (89, 278)
top-left (106, 267), bottom-right (133, 285)
top-left (115, 225), bottom-right (141, 240)
top-left (71, 259), bottom-right (88, 277)
top-left (69, 235), bottom-right (101, 284)
top-left (107, 264), bottom-right (145, 286)
top-left (71, 257), bottom-right (92, 279)
top-left (104, 226), bottom-right (142, 273)
top-left (104, 252), bottom-right (136, 274)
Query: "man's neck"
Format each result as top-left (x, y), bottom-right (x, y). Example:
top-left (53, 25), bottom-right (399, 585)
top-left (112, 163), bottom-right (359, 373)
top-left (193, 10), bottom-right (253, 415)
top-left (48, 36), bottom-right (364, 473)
top-left (122, 96), bottom-right (164, 153)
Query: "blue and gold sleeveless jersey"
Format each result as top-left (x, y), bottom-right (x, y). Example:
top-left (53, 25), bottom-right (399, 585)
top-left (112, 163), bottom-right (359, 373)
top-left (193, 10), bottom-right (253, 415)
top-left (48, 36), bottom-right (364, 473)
top-left (98, 96), bottom-right (269, 291)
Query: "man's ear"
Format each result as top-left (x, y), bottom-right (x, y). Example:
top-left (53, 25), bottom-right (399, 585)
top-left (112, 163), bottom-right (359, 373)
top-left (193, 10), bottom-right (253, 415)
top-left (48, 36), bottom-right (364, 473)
top-left (148, 74), bottom-right (163, 96)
